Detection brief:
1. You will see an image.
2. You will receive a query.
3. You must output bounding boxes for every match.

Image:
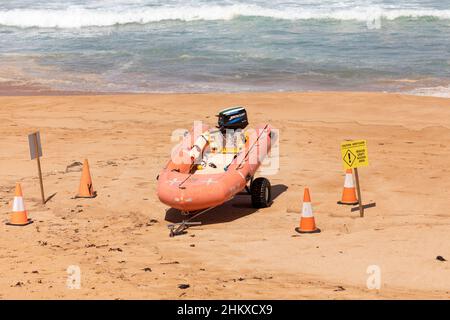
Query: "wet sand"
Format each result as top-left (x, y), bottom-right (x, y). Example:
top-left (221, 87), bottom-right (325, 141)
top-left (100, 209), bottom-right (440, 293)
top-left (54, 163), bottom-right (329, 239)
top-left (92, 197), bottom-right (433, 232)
top-left (0, 92), bottom-right (449, 299)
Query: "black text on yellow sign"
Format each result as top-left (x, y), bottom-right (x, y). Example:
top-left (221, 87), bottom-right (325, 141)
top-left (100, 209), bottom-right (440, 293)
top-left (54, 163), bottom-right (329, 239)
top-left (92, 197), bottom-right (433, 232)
top-left (341, 140), bottom-right (369, 169)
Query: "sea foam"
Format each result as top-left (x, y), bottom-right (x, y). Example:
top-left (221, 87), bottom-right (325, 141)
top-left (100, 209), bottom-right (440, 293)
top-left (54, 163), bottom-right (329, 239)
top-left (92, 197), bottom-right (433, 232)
top-left (0, 5), bottom-right (450, 28)
top-left (409, 85), bottom-right (450, 98)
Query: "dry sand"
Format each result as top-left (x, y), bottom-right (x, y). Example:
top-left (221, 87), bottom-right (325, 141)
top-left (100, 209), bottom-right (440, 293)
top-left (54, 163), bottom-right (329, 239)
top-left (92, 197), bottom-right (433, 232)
top-left (0, 92), bottom-right (449, 299)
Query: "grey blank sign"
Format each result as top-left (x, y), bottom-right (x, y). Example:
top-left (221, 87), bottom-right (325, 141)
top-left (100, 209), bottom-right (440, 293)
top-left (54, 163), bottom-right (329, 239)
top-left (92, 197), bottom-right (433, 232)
top-left (28, 131), bottom-right (42, 160)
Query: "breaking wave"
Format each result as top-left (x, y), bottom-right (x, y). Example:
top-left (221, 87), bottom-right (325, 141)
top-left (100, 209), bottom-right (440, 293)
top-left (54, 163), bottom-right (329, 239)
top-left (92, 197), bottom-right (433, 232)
top-left (0, 5), bottom-right (450, 28)
top-left (408, 85), bottom-right (450, 98)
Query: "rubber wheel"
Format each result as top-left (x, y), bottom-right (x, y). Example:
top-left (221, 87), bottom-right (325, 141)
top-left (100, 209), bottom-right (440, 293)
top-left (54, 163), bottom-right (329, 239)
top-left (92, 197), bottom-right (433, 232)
top-left (251, 177), bottom-right (271, 208)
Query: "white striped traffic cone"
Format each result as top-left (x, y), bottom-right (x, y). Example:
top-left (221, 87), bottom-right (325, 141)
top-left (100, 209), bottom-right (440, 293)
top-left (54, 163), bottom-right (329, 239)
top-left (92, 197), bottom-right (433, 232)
top-left (295, 187), bottom-right (320, 234)
top-left (6, 183), bottom-right (33, 226)
top-left (337, 169), bottom-right (359, 205)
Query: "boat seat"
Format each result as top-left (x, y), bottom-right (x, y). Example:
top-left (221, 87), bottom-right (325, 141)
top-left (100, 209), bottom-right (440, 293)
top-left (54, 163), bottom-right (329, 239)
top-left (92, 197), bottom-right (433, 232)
top-left (194, 152), bottom-right (237, 175)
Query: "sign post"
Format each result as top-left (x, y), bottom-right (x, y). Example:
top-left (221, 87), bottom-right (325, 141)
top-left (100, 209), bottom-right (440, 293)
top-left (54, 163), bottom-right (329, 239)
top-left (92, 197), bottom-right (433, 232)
top-left (28, 131), bottom-right (45, 204)
top-left (353, 167), bottom-right (364, 217)
top-left (341, 139), bottom-right (375, 217)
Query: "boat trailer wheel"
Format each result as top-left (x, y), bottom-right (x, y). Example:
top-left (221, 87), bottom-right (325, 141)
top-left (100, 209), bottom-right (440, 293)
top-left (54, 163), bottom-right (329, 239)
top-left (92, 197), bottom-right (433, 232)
top-left (250, 177), bottom-right (272, 208)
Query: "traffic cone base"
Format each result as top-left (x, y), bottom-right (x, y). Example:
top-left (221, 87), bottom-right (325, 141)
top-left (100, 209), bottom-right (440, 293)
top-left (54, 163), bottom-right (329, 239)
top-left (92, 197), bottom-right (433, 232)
top-left (6, 219), bottom-right (33, 226)
top-left (337, 199), bottom-right (359, 205)
top-left (295, 226), bottom-right (321, 234)
top-left (76, 159), bottom-right (97, 198)
top-left (75, 192), bottom-right (97, 199)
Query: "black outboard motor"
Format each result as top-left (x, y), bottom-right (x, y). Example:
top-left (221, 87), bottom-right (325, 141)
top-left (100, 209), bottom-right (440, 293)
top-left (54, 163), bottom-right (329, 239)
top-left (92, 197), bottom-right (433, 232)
top-left (217, 106), bottom-right (248, 132)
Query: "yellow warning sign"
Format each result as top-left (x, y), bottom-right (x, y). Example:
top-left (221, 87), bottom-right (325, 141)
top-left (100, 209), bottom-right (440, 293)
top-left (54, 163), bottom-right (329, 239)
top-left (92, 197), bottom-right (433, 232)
top-left (341, 140), bottom-right (369, 169)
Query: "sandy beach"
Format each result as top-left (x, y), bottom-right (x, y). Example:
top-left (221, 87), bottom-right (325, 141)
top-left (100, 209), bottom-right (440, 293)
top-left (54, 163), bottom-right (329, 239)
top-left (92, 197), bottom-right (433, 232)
top-left (0, 92), bottom-right (449, 299)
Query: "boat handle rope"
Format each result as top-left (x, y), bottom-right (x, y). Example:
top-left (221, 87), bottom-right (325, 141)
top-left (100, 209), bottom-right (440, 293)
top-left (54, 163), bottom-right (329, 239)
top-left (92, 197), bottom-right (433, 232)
top-left (235, 124), bottom-right (269, 170)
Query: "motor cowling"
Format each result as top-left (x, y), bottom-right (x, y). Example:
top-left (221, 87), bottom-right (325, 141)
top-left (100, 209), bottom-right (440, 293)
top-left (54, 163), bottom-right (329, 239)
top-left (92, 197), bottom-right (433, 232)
top-left (217, 106), bottom-right (248, 131)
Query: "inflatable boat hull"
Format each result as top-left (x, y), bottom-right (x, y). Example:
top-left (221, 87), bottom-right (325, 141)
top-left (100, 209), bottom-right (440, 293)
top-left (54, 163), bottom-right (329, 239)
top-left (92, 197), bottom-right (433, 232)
top-left (157, 124), bottom-right (272, 211)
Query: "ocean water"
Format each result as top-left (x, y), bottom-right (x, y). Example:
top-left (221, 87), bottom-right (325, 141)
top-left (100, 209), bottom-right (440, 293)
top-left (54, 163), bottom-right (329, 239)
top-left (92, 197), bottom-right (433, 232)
top-left (0, 0), bottom-right (449, 96)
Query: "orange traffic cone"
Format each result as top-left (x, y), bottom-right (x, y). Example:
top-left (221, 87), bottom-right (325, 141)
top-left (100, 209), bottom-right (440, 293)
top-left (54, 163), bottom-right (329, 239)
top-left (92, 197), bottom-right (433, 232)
top-left (6, 183), bottom-right (33, 226)
top-left (337, 169), bottom-right (359, 205)
top-left (295, 188), bottom-right (320, 234)
top-left (75, 159), bottom-right (97, 198)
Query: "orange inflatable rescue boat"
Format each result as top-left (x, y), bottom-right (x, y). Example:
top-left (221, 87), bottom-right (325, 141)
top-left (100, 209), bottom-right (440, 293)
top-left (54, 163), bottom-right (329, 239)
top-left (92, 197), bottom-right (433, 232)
top-left (157, 107), bottom-right (275, 234)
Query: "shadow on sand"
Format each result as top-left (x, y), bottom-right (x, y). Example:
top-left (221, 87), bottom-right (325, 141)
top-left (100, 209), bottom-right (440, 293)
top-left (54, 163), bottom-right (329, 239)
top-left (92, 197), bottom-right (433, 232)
top-left (164, 184), bottom-right (288, 226)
